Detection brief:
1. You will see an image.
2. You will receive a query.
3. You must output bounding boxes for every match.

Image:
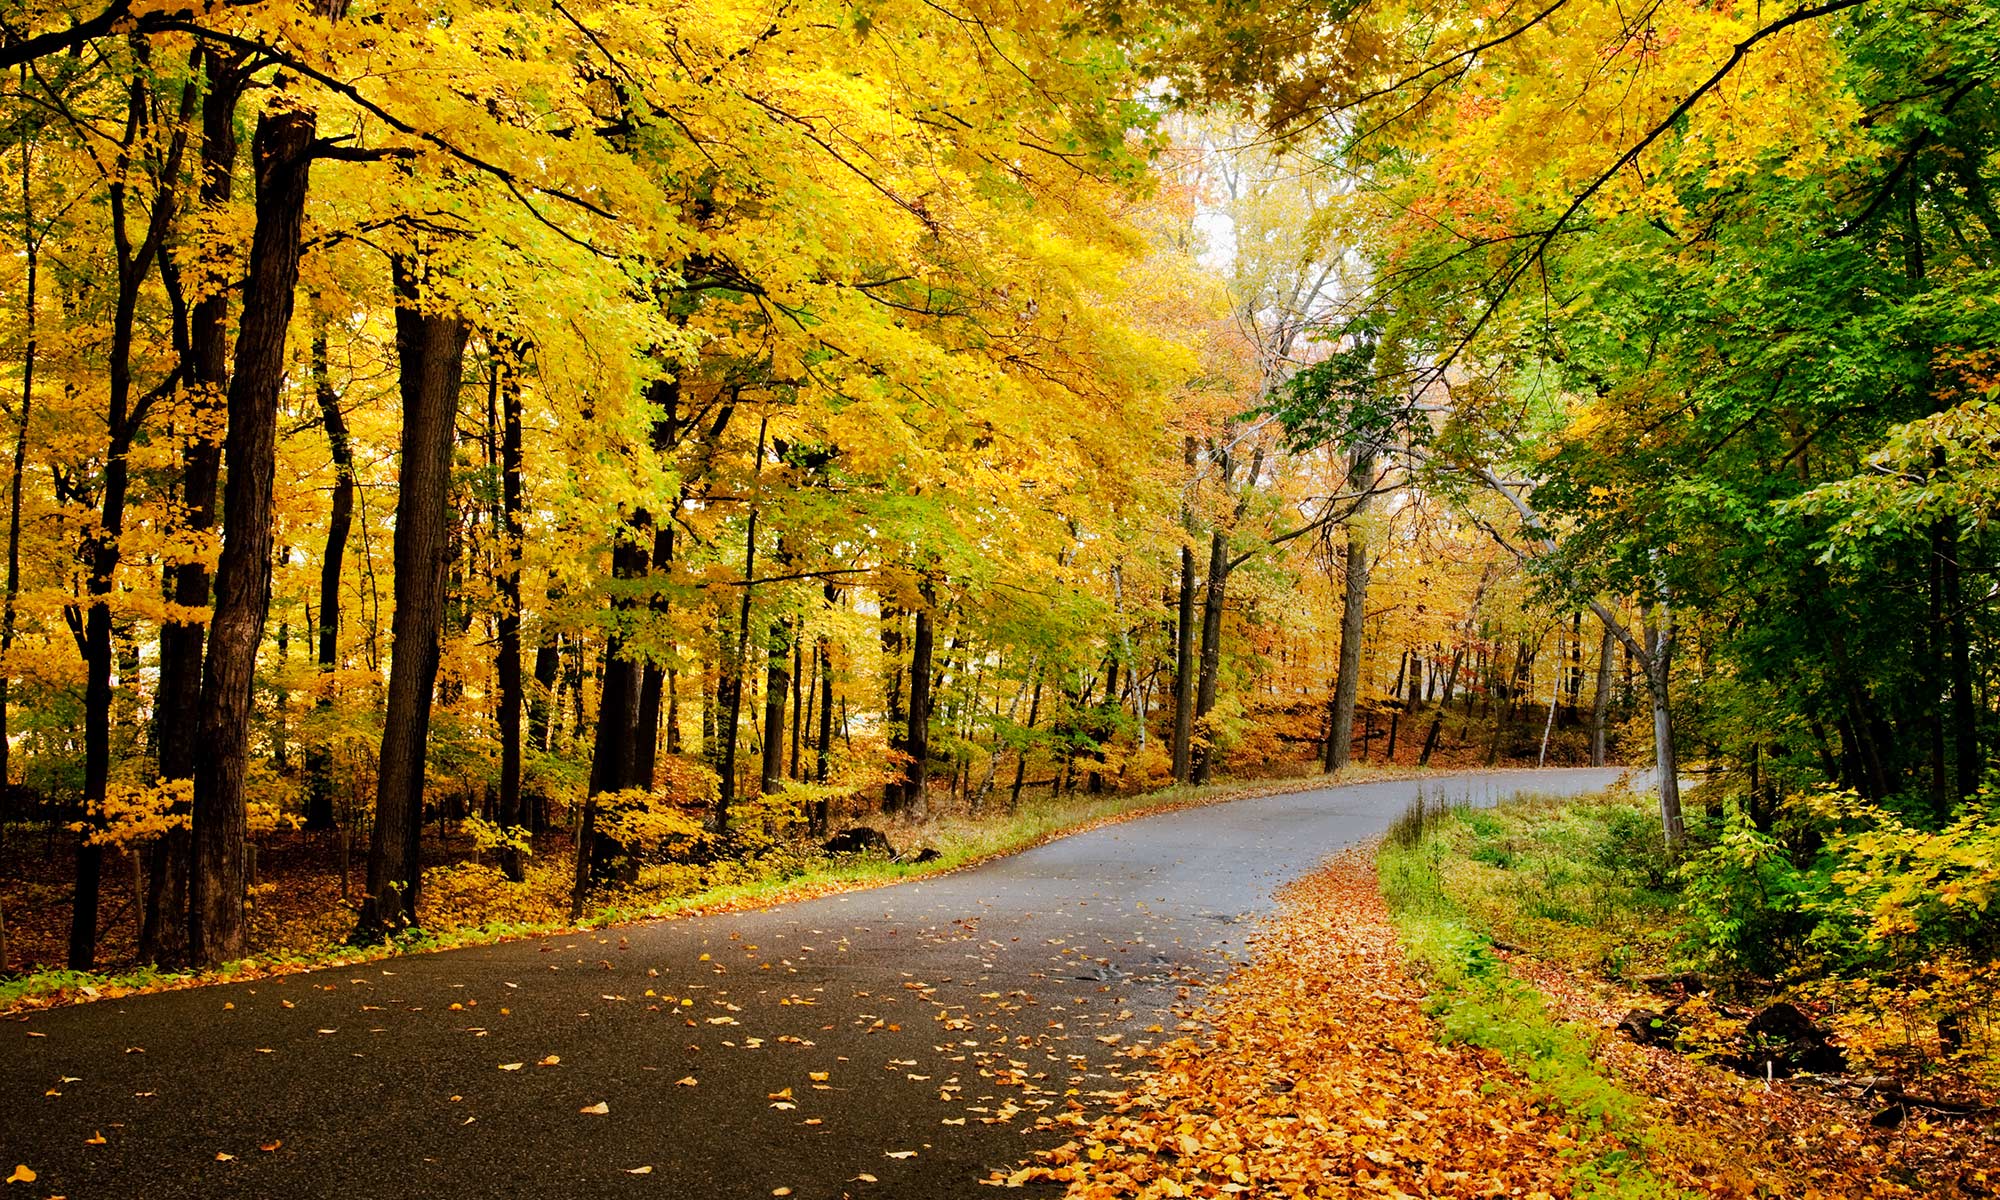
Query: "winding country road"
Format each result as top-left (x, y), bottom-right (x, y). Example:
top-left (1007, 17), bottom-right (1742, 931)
top-left (1, 768), bottom-right (1624, 1200)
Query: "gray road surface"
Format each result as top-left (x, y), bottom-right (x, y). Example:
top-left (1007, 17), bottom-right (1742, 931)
top-left (0, 768), bottom-right (1625, 1200)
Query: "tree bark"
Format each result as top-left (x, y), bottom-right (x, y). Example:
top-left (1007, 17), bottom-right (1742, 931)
top-left (357, 257), bottom-right (469, 936)
top-left (1190, 528), bottom-right (1228, 785)
top-left (146, 47), bottom-right (245, 965)
top-left (1170, 437), bottom-right (1198, 782)
top-left (303, 319), bottom-right (354, 832)
top-left (759, 619), bottom-right (791, 796)
top-left (1589, 625), bottom-right (1614, 767)
top-left (0, 118), bottom-right (32, 852)
top-left (74, 64), bottom-right (193, 969)
top-left (186, 106), bottom-right (314, 966)
top-left (495, 349), bottom-right (526, 882)
top-left (879, 599), bottom-right (909, 812)
top-left (903, 597), bottom-right (934, 815)
top-left (1323, 452), bottom-right (1373, 773)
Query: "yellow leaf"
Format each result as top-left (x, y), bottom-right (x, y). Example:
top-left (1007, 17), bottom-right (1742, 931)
top-left (579, 1101), bottom-right (610, 1114)
top-left (675, 1076), bottom-right (698, 1087)
top-left (84, 1132), bottom-right (106, 1145)
top-left (5, 1166), bottom-right (32, 1184)
top-left (498, 1063), bottom-right (524, 1071)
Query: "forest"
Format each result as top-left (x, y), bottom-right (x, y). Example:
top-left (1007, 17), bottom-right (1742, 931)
top-left (0, 0), bottom-right (1997, 1189)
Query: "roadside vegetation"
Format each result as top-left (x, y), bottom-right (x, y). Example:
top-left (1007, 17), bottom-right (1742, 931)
top-left (1379, 789), bottom-right (2000, 1196)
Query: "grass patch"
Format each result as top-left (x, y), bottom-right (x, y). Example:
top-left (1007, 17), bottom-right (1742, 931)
top-left (1379, 793), bottom-right (1693, 1200)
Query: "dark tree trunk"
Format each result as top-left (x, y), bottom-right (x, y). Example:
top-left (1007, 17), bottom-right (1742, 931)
top-left (146, 48), bottom-right (244, 964)
top-left (357, 258), bottom-right (470, 937)
top-left (813, 622), bottom-right (836, 834)
top-left (1418, 647), bottom-right (1463, 767)
top-left (789, 639), bottom-right (804, 782)
top-left (760, 619), bottom-right (791, 796)
top-left (1940, 515), bottom-right (1979, 804)
top-left (1324, 451), bottom-right (1373, 773)
top-left (880, 600), bottom-right (907, 812)
top-left (579, 528), bottom-right (651, 906)
top-left (1589, 625), bottom-right (1614, 767)
top-left (495, 351), bottom-right (526, 882)
top-left (903, 598), bottom-right (934, 815)
top-left (1170, 440), bottom-right (1198, 782)
top-left (303, 319), bottom-right (355, 832)
top-left (1010, 671), bottom-right (1045, 811)
top-left (185, 106), bottom-right (313, 968)
top-left (1190, 529), bottom-right (1228, 785)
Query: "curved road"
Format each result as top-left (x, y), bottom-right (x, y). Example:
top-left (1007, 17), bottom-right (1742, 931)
top-left (1, 769), bottom-right (1624, 1199)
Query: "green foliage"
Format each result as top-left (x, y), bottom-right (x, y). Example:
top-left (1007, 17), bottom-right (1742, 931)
top-left (1379, 811), bottom-right (1695, 1200)
top-left (1674, 806), bottom-right (1817, 978)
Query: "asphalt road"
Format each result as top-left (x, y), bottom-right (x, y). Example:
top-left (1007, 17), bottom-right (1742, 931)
top-left (1, 768), bottom-right (1625, 1200)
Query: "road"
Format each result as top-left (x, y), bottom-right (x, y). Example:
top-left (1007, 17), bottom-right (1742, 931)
top-left (0, 768), bottom-right (1624, 1200)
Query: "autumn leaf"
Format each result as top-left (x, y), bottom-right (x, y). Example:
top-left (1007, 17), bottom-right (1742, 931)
top-left (5, 1166), bottom-right (33, 1184)
top-left (579, 1101), bottom-right (610, 1114)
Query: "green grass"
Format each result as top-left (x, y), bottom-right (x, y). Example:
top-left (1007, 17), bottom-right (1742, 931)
top-left (2, 765), bottom-right (1415, 1013)
top-left (1379, 794), bottom-right (1695, 1200)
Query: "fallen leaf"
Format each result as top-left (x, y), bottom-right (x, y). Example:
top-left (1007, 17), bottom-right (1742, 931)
top-left (498, 1063), bottom-right (524, 1071)
top-left (885, 1151), bottom-right (917, 1159)
top-left (539, 1055), bottom-right (560, 1066)
top-left (5, 1166), bottom-right (33, 1184)
top-left (626, 1166), bottom-right (653, 1174)
top-left (854, 1173), bottom-right (878, 1183)
top-left (84, 1132), bottom-right (106, 1145)
top-left (773, 1189), bottom-right (793, 1196)
top-left (579, 1101), bottom-right (610, 1114)
top-left (675, 1076), bottom-right (698, 1087)
top-left (215, 1152), bottom-right (234, 1162)
top-left (260, 1141), bottom-right (281, 1153)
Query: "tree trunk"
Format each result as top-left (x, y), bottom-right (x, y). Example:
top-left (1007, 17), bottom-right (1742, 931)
top-left (759, 619), bottom-right (791, 795)
top-left (1170, 437), bottom-right (1198, 782)
top-left (0, 118), bottom-right (33, 858)
top-left (184, 106), bottom-right (313, 967)
top-left (1418, 647), bottom-right (1462, 767)
top-left (580, 529), bottom-right (651, 903)
top-left (495, 350), bottom-right (526, 882)
top-left (903, 599), bottom-right (934, 816)
top-left (1323, 463), bottom-right (1372, 773)
top-left (880, 600), bottom-right (907, 812)
top-left (303, 319), bottom-right (355, 832)
top-left (1190, 528), bottom-right (1229, 785)
top-left (146, 49), bottom-right (245, 964)
top-left (1170, 544), bottom-right (1198, 783)
top-left (716, 418), bottom-right (769, 830)
top-left (1940, 515), bottom-right (1978, 804)
top-left (357, 258), bottom-right (469, 936)
top-left (1589, 625), bottom-right (1614, 767)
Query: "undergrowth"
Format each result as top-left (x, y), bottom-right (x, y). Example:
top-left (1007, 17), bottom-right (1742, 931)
top-left (1379, 797), bottom-right (1693, 1200)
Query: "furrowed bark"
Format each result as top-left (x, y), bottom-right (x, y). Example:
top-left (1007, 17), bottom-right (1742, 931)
top-left (188, 104), bottom-right (315, 967)
top-left (358, 257), bottom-right (469, 936)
